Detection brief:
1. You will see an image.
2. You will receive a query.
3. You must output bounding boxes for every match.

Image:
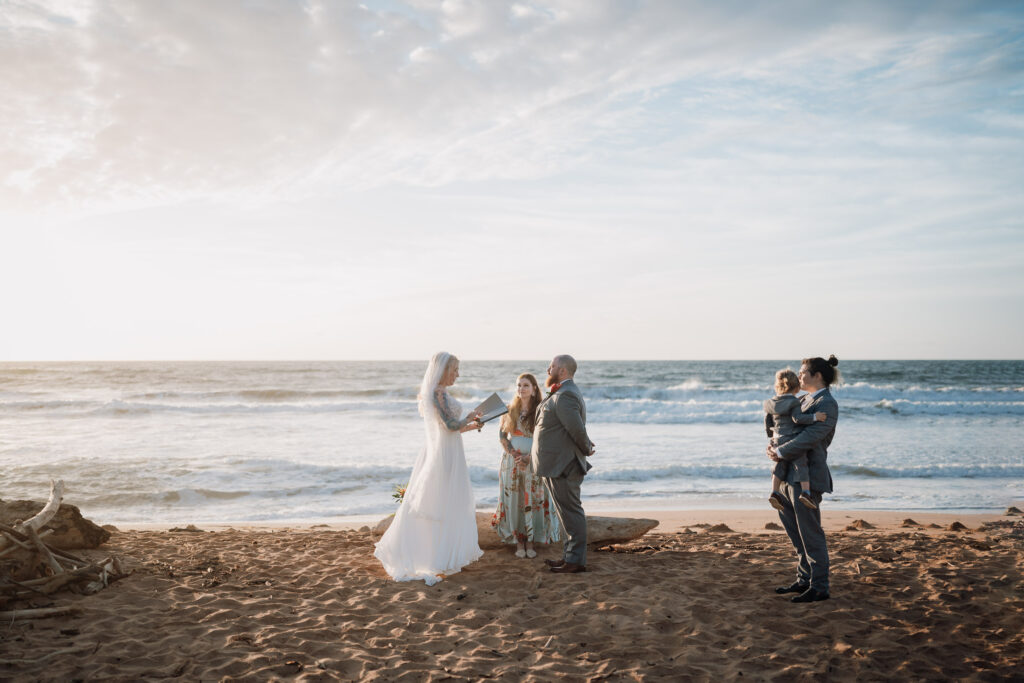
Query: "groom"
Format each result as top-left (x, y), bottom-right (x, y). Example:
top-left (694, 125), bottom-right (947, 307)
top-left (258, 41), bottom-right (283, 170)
top-left (532, 354), bottom-right (595, 574)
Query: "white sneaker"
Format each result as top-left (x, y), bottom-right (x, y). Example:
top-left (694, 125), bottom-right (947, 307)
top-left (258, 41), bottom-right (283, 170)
top-left (526, 549), bottom-right (537, 558)
top-left (515, 548), bottom-right (526, 558)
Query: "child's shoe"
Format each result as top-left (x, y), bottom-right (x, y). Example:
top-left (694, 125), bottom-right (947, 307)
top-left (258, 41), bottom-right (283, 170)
top-left (798, 492), bottom-right (818, 510)
top-left (769, 491), bottom-right (787, 511)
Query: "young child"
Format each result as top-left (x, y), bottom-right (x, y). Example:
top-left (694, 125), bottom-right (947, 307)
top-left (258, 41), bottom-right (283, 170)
top-left (765, 368), bottom-right (826, 510)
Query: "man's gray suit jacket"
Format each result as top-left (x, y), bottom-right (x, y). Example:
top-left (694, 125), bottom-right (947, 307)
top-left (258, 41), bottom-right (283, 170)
top-left (775, 388), bottom-right (838, 494)
top-left (531, 379), bottom-right (593, 478)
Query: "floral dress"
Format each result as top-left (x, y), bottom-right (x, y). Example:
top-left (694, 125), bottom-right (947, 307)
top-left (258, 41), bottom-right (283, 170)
top-left (490, 414), bottom-right (561, 545)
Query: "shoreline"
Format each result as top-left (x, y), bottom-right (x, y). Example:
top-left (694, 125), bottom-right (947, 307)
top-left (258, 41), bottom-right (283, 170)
top-left (109, 507), bottom-right (1017, 533)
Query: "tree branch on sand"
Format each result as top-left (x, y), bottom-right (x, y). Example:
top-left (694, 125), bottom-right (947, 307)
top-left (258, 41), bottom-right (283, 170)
top-left (0, 480), bottom-right (128, 611)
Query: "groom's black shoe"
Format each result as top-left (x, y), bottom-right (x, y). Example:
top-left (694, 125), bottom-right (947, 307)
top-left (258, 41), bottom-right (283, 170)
top-left (791, 586), bottom-right (830, 603)
top-left (544, 559), bottom-right (566, 568)
top-left (550, 562), bottom-right (586, 574)
top-left (774, 581), bottom-right (810, 595)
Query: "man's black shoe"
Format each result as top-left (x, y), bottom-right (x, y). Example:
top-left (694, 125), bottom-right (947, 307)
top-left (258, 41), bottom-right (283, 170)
top-left (544, 559), bottom-right (565, 568)
top-left (791, 586), bottom-right (830, 603)
top-left (774, 581), bottom-right (809, 595)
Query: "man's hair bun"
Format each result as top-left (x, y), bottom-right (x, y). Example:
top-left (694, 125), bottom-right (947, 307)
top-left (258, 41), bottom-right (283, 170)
top-left (827, 355), bottom-right (839, 367)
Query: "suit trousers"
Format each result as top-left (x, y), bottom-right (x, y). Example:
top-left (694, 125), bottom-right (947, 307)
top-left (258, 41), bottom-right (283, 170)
top-left (776, 481), bottom-right (830, 591)
top-left (544, 461), bottom-right (587, 566)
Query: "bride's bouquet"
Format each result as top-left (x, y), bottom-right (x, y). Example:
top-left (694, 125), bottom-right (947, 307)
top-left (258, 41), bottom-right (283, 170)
top-left (392, 484), bottom-right (406, 504)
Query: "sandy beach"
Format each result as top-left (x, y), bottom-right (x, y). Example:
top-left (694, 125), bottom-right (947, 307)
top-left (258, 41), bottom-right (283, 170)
top-left (2, 509), bottom-right (1022, 681)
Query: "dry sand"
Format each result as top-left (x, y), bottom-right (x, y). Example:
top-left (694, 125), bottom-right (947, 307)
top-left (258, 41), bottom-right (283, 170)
top-left (2, 510), bottom-right (1022, 681)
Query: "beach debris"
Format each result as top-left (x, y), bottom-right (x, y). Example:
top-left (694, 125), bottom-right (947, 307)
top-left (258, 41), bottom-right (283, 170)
top-left (764, 522), bottom-right (783, 530)
top-left (706, 524), bottom-right (734, 533)
top-left (0, 481), bottom-right (129, 609)
top-left (1005, 506), bottom-right (1022, 516)
top-left (901, 519), bottom-right (920, 527)
top-left (587, 516), bottom-right (661, 545)
top-left (845, 519), bottom-right (874, 531)
top-left (948, 521), bottom-right (969, 532)
top-left (168, 524), bottom-right (205, 533)
top-left (373, 512), bottom-right (659, 549)
top-left (0, 605), bottom-right (82, 620)
top-left (0, 483), bottom-right (110, 550)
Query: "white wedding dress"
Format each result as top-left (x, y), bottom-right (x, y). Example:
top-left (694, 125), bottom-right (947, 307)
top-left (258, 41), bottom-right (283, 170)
top-left (374, 353), bottom-right (483, 585)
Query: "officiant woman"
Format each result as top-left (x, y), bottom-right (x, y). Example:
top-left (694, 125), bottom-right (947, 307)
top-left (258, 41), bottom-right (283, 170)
top-left (491, 373), bottom-right (561, 557)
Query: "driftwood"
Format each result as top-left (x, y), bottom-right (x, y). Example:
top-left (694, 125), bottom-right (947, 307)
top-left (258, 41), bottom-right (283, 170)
top-left (0, 480), bottom-right (64, 555)
top-left (0, 489), bottom-right (110, 550)
top-left (373, 511), bottom-right (659, 550)
top-left (0, 481), bottom-right (128, 609)
top-left (0, 605), bottom-right (81, 620)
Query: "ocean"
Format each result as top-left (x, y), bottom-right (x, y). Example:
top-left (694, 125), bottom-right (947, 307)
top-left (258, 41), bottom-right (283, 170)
top-left (1, 360), bottom-right (1021, 524)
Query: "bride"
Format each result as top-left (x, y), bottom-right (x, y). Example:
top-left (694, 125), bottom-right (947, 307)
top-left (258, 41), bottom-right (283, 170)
top-left (374, 352), bottom-right (484, 585)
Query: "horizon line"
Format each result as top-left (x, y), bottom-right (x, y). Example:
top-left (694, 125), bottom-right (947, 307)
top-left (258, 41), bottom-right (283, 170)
top-left (1, 358), bottom-right (1021, 363)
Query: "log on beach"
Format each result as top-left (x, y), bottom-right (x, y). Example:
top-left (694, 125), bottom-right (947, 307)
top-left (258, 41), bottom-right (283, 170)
top-left (373, 511), bottom-right (658, 550)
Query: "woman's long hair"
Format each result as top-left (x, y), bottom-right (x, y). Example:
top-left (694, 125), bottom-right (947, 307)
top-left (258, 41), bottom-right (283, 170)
top-left (500, 373), bottom-right (542, 435)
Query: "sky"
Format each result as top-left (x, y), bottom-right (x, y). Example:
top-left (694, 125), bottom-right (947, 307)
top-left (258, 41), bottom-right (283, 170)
top-left (1, 0), bottom-right (1023, 360)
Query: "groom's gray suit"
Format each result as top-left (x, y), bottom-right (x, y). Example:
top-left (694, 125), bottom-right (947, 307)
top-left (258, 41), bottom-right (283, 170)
top-left (532, 378), bottom-right (593, 566)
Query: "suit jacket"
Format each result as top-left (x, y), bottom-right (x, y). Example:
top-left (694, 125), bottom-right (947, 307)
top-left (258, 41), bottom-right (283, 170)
top-left (775, 388), bottom-right (838, 493)
top-left (531, 378), bottom-right (593, 478)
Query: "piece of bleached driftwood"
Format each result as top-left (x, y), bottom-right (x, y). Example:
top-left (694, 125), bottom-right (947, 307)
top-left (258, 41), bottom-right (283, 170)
top-left (373, 511), bottom-right (659, 550)
top-left (83, 557), bottom-right (123, 594)
top-left (1, 564), bottom-right (110, 600)
top-left (0, 533), bottom-right (32, 558)
top-left (0, 527), bottom-right (53, 563)
top-left (26, 525), bottom-right (63, 575)
top-left (45, 544), bottom-right (86, 567)
top-left (0, 525), bottom-right (54, 568)
top-left (17, 480), bottom-right (65, 535)
top-left (0, 605), bottom-right (80, 621)
top-left (0, 480), bottom-right (64, 554)
top-left (11, 563), bottom-right (103, 588)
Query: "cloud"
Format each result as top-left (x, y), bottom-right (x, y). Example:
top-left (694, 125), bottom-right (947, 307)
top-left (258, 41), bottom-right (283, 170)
top-left (2, 0), bottom-right (1022, 214)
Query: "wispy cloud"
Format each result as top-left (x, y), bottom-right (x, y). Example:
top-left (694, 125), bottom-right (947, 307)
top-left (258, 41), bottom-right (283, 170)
top-left (3, 1), bottom-right (1021, 208)
top-left (1, 1), bottom-right (1022, 359)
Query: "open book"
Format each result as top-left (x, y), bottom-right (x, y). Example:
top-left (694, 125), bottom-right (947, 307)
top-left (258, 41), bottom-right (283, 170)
top-left (473, 392), bottom-right (508, 425)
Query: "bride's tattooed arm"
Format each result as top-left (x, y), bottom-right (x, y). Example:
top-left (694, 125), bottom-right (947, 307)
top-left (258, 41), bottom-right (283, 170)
top-left (433, 388), bottom-right (469, 431)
